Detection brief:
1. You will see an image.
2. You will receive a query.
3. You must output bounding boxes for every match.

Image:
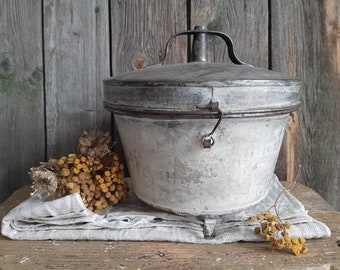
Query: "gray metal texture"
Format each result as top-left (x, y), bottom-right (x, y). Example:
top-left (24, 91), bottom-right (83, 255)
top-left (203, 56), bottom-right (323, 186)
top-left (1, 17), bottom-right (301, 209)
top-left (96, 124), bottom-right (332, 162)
top-left (115, 114), bottom-right (288, 215)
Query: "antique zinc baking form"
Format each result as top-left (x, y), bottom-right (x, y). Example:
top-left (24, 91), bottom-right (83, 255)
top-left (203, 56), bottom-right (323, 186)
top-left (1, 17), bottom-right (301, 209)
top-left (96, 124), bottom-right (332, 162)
top-left (103, 27), bottom-right (301, 215)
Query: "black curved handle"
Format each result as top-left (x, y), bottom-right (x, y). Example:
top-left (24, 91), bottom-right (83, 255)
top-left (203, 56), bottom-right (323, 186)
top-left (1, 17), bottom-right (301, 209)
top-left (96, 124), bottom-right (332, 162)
top-left (159, 29), bottom-right (252, 66)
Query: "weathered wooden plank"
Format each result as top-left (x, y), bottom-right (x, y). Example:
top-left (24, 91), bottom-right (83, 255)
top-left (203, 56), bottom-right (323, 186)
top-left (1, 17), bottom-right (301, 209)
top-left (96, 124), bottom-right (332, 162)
top-left (110, 0), bottom-right (188, 74)
top-left (190, 0), bottom-right (269, 68)
top-left (0, 0), bottom-right (44, 203)
top-left (271, 0), bottom-right (340, 211)
top-left (44, 0), bottom-right (111, 159)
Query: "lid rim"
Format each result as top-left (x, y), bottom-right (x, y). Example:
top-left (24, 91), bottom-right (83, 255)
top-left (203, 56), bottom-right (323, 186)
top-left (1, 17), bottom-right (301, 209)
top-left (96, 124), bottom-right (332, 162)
top-left (103, 102), bottom-right (300, 119)
top-left (104, 79), bottom-right (301, 88)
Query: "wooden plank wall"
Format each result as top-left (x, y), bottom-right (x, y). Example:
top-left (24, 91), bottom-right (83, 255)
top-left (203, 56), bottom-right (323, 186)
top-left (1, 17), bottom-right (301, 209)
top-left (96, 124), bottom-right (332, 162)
top-left (44, 0), bottom-right (111, 158)
top-left (0, 0), bottom-right (45, 203)
top-left (0, 0), bottom-right (339, 211)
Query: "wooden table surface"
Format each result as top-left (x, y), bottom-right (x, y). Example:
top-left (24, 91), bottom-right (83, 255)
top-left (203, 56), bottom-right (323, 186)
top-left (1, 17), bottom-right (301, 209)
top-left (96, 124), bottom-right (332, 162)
top-left (1, 184), bottom-right (339, 270)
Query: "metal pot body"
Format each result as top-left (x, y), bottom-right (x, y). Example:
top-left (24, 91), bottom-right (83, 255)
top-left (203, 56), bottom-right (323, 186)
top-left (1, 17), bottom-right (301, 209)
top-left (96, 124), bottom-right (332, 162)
top-left (104, 62), bottom-right (301, 216)
top-left (115, 113), bottom-right (287, 215)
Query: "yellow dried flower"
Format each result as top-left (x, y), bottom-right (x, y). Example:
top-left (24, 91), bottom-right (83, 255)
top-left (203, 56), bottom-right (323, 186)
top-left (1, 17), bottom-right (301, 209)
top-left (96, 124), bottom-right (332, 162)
top-left (61, 168), bottom-right (70, 177)
top-left (248, 217), bottom-right (255, 222)
top-left (257, 214), bottom-right (265, 221)
top-left (264, 211), bottom-right (272, 218)
top-left (269, 215), bottom-right (279, 222)
top-left (254, 227), bottom-right (261, 234)
top-left (277, 238), bottom-right (285, 245)
top-left (67, 157), bottom-right (75, 164)
top-left (73, 167), bottom-right (80, 175)
top-left (270, 226), bottom-right (277, 233)
top-left (291, 238), bottom-right (299, 245)
top-left (296, 243), bottom-right (303, 251)
top-left (98, 178), bottom-right (104, 184)
top-left (58, 159), bottom-right (65, 165)
top-left (276, 224), bottom-right (283, 230)
top-left (283, 221), bottom-right (291, 229)
top-left (74, 158), bottom-right (80, 165)
top-left (270, 236), bottom-right (277, 244)
top-left (301, 247), bottom-right (308, 253)
top-left (292, 245), bottom-right (301, 256)
top-left (263, 234), bottom-right (270, 241)
top-left (274, 243), bottom-right (284, 250)
top-left (285, 240), bottom-right (293, 249)
top-left (299, 237), bottom-right (306, 243)
top-left (283, 233), bottom-right (291, 242)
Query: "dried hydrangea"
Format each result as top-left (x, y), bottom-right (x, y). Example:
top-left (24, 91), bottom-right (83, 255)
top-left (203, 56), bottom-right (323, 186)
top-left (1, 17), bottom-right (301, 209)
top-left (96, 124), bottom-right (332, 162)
top-left (29, 165), bottom-right (58, 198)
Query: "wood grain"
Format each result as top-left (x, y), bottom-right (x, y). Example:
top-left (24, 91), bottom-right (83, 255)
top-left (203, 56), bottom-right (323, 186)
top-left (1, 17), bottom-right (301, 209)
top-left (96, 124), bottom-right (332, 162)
top-left (0, 0), bottom-right (44, 203)
top-left (271, 0), bottom-right (340, 210)
top-left (44, 0), bottom-right (111, 159)
top-left (190, 0), bottom-right (269, 68)
top-left (110, 0), bottom-right (188, 75)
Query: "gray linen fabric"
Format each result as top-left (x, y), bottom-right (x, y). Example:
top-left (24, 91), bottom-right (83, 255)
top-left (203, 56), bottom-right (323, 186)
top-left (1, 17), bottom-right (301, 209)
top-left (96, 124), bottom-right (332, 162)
top-left (1, 175), bottom-right (331, 243)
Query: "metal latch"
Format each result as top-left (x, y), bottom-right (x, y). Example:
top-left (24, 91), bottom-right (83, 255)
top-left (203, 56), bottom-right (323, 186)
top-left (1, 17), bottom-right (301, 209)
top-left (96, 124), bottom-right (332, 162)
top-left (201, 101), bottom-right (223, 149)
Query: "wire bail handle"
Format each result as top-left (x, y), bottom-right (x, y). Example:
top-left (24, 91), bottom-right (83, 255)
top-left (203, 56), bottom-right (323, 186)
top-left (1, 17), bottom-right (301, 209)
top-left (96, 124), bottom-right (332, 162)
top-left (159, 25), bottom-right (252, 66)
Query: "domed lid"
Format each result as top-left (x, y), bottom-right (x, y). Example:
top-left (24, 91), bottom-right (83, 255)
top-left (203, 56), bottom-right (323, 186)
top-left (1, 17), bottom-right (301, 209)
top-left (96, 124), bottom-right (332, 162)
top-left (104, 27), bottom-right (300, 118)
top-left (105, 61), bottom-right (299, 87)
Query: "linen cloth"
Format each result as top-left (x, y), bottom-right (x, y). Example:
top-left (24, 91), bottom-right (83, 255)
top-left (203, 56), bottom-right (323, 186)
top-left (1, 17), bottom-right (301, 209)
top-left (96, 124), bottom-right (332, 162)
top-left (1, 175), bottom-right (331, 243)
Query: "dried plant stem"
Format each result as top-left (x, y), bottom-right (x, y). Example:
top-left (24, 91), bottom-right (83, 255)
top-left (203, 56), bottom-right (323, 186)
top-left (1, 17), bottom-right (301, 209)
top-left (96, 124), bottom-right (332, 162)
top-left (248, 165), bottom-right (308, 256)
top-left (268, 164), bottom-right (301, 218)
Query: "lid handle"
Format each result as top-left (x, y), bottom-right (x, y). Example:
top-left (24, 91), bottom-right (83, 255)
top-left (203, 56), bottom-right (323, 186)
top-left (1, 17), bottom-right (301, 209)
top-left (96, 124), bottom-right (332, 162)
top-left (191, 26), bottom-right (208, 62)
top-left (159, 26), bottom-right (252, 66)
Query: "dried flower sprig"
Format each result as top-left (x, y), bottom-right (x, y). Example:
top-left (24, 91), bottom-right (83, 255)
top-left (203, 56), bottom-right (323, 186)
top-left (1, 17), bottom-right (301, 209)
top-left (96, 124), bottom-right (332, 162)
top-left (248, 210), bottom-right (308, 256)
top-left (248, 166), bottom-right (308, 256)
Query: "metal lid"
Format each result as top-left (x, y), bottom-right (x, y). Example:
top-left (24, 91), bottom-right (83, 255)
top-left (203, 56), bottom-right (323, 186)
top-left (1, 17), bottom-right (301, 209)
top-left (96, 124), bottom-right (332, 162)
top-left (104, 61), bottom-right (299, 87)
top-left (104, 27), bottom-right (300, 118)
